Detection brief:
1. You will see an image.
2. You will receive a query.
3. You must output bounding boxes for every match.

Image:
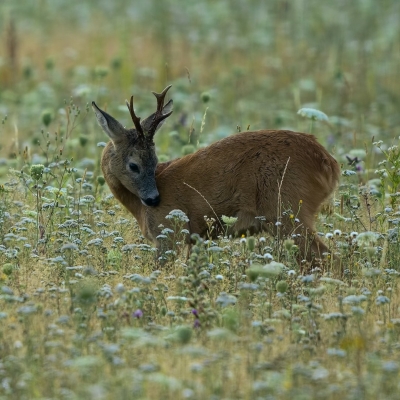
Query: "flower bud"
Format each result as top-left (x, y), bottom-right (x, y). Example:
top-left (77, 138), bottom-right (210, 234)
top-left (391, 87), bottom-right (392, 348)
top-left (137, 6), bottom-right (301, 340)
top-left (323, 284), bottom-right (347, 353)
top-left (41, 109), bottom-right (53, 127)
top-left (201, 92), bottom-right (211, 103)
top-left (97, 176), bottom-right (106, 186)
top-left (247, 236), bottom-right (255, 251)
top-left (276, 280), bottom-right (288, 293)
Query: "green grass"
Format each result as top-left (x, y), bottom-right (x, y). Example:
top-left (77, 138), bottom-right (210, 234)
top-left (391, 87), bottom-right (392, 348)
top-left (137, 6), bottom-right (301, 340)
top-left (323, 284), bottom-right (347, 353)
top-left (1, 0), bottom-right (400, 398)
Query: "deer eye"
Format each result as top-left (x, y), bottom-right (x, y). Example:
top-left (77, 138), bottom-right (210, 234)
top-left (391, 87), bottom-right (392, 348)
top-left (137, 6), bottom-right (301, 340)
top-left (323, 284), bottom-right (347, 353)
top-left (129, 163), bottom-right (140, 173)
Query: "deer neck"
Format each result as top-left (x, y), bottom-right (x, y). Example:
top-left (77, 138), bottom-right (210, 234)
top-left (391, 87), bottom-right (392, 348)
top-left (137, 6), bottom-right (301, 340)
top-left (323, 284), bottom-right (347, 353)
top-left (108, 175), bottom-right (144, 221)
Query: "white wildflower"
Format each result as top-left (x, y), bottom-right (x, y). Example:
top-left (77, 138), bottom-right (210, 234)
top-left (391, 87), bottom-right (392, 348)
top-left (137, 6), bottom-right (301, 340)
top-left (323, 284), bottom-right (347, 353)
top-left (297, 108), bottom-right (329, 122)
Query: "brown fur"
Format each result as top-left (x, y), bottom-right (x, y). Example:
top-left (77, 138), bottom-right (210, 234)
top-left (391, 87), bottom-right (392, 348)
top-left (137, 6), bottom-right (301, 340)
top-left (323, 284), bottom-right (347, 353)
top-left (101, 129), bottom-right (340, 261)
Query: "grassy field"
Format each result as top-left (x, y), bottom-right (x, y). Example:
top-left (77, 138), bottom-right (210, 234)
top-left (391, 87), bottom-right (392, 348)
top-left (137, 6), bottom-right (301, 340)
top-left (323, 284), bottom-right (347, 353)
top-left (1, 0), bottom-right (400, 398)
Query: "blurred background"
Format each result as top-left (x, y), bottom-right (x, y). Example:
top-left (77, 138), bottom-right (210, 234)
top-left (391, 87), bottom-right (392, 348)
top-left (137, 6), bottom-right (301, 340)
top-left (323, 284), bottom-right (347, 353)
top-left (0, 0), bottom-right (399, 172)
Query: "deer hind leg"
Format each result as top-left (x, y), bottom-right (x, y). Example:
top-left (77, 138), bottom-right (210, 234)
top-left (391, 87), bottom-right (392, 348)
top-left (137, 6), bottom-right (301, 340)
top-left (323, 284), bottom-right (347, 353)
top-left (296, 232), bottom-right (329, 261)
top-left (277, 220), bottom-right (314, 260)
top-left (306, 233), bottom-right (343, 275)
top-left (309, 235), bottom-right (330, 259)
top-left (292, 211), bottom-right (338, 272)
top-left (277, 208), bottom-right (330, 262)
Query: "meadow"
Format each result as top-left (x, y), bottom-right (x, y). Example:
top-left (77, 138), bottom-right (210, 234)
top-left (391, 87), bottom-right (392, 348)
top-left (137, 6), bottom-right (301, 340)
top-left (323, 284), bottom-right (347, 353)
top-left (0, 0), bottom-right (400, 398)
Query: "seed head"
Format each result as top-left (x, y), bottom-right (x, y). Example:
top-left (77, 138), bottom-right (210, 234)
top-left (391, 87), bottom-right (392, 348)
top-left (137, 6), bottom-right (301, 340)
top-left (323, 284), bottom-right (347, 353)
top-left (175, 326), bottom-right (193, 344)
top-left (201, 92), bottom-right (211, 103)
top-left (94, 66), bottom-right (109, 78)
top-left (30, 164), bottom-right (45, 181)
top-left (246, 236), bottom-right (255, 251)
top-left (276, 280), bottom-right (288, 293)
top-left (75, 281), bottom-right (97, 307)
top-left (2, 263), bottom-right (13, 276)
top-left (41, 109), bottom-right (53, 127)
top-left (79, 135), bottom-right (88, 147)
top-left (246, 265), bottom-right (262, 282)
top-left (284, 239), bottom-right (295, 251)
top-left (97, 176), bottom-right (106, 186)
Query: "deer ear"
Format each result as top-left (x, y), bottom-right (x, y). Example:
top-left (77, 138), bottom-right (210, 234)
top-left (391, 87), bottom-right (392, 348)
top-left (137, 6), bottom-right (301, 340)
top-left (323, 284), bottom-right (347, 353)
top-left (141, 99), bottom-right (173, 134)
top-left (92, 101), bottom-right (126, 141)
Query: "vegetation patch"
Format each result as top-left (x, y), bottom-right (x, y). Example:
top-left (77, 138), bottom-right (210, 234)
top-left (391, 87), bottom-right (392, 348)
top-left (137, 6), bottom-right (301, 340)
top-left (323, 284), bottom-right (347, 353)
top-left (0, 1), bottom-right (400, 398)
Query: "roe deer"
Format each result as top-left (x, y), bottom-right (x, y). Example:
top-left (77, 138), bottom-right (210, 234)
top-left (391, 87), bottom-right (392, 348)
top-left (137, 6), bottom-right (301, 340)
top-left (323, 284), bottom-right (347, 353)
top-left (92, 85), bottom-right (340, 263)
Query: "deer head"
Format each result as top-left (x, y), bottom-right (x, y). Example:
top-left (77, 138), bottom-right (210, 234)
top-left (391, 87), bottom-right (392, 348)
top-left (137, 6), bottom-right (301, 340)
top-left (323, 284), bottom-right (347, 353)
top-left (92, 85), bottom-right (173, 207)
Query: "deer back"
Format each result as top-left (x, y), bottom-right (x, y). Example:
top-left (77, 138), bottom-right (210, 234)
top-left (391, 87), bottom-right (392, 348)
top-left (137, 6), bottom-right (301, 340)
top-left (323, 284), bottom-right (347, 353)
top-left (147, 129), bottom-right (340, 238)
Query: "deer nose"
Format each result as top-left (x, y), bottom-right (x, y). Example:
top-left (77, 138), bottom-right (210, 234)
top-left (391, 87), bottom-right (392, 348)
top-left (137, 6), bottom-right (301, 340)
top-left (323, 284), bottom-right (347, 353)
top-left (143, 195), bottom-right (160, 207)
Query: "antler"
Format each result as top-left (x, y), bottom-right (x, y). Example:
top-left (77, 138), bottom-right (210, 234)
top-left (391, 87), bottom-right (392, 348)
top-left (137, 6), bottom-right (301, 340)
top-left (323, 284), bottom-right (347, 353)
top-left (126, 86), bottom-right (173, 143)
top-left (148, 85), bottom-right (173, 138)
top-left (126, 96), bottom-right (144, 139)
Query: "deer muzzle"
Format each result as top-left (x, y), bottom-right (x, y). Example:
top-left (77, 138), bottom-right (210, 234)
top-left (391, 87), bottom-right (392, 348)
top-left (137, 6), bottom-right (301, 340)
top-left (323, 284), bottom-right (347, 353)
top-left (141, 195), bottom-right (160, 207)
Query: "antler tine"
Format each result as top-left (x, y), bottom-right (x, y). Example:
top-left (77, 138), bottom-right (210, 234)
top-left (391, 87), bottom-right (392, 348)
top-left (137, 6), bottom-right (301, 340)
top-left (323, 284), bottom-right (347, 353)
top-left (151, 85), bottom-right (172, 113)
top-left (147, 85), bottom-right (173, 137)
top-left (125, 96), bottom-right (144, 138)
